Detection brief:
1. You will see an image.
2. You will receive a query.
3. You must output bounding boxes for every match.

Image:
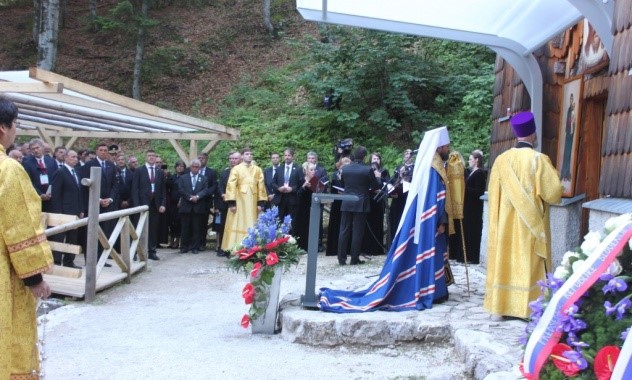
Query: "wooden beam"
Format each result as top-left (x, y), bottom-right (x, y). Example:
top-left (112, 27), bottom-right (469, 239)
top-left (36, 126), bottom-right (54, 146)
top-left (0, 82), bottom-right (64, 93)
top-left (168, 138), bottom-right (190, 165)
top-left (201, 140), bottom-right (220, 154)
top-left (30, 68), bottom-right (240, 136)
top-left (17, 127), bottom-right (222, 141)
top-left (66, 136), bottom-right (78, 149)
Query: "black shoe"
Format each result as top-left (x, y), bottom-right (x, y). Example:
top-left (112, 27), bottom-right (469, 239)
top-left (216, 250), bottom-right (228, 257)
top-left (179, 249), bottom-right (188, 254)
top-left (338, 261), bottom-right (347, 266)
top-left (104, 263), bottom-right (112, 267)
top-left (434, 294), bottom-right (449, 304)
top-left (64, 263), bottom-right (82, 269)
top-left (148, 253), bottom-right (160, 261)
top-left (191, 250), bottom-right (198, 254)
top-left (350, 260), bottom-right (366, 265)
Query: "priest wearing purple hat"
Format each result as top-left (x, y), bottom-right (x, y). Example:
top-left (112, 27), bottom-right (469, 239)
top-left (484, 111), bottom-right (562, 321)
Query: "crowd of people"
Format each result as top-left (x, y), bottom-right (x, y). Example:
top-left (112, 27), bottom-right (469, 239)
top-left (4, 130), bottom-right (491, 269)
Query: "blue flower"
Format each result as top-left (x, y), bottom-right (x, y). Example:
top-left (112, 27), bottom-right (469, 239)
top-left (563, 349), bottom-right (588, 370)
top-left (615, 298), bottom-right (632, 320)
top-left (604, 301), bottom-right (617, 316)
top-left (621, 327), bottom-right (630, 340)
top-left (602, 278), bottom-right (628, 294)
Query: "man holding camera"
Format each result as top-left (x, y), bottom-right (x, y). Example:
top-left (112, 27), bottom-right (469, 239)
top-left (131, 149), bottom-right (166, 260)
top-left (337, 146), bottom-right (381, 265)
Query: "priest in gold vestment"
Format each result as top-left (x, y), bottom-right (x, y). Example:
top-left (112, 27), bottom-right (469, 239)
top-left (484, 112), bottom-right (562, 319)
top-left (221, 148), bottom-right (268, 251)
top-left (0, 98), bottom-right (54, 379)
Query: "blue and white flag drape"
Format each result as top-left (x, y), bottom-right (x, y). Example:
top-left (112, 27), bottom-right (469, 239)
top-left (319, 127), bottom-right (450, 313)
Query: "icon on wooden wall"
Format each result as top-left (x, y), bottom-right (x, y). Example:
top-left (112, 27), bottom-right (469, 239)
top-left (557, 77), bottom-right (582, 197)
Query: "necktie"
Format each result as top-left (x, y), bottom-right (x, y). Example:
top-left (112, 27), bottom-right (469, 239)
top-left (272, 167), bottom-right (276, 178)
top-left (101, 161), bottom-right (106, 172)
top-left (71, 168), bottom-right (79, 185)
top-left (59, 162), bottom-right (63, 169)
top-left (192, 175), bottom-right (197, 188)
top-left (150, 166), bottom-right (155, 183)
top-left (37, 158), bottom-right (45, 171)
top-left (284, 165), bottom-right (290, 183)
top-left (121, 169), bottom-right (125, 183)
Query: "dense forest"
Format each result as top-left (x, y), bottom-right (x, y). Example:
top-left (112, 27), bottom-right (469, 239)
top-left (0, 0), bottom-right (495, 171)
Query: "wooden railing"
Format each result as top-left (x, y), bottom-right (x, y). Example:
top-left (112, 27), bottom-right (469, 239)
top-left (43, 166), bottom-right (149, 301)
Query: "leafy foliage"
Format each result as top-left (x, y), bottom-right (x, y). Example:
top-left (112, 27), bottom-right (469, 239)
top-left (213, 25), bottom-right (495, 172)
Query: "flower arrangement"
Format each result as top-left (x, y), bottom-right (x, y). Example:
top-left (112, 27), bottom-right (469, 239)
top-left (521, 214), bottom-right (632, 379)
top-left (227, 207), bottom-right (306, 329)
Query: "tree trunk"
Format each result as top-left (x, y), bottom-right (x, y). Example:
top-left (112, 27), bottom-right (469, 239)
top-left (37, 0), bottom-right (60, 71)
top-left (132, 0), bottom-right (149, 100)
top-left (262, 0), bottom-right (274, 35)
top-left (32, 0), bottom-right (42, 44)
top-left (88, 0), bottom-right (97, 29)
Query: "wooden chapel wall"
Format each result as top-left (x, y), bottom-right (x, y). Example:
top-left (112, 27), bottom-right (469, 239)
top-left (599, 0), bottom-right (632, 198)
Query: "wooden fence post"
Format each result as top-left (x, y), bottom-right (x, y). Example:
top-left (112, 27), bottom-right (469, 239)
top-left (82, 166), bottom-right (101, 302)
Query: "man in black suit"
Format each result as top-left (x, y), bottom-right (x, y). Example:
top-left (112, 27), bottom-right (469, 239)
top-left (22, 138), bottom-right (59, 212)
top-left (50, 150), bottom-right (84, 268)
top-left (81, 143), bottom-right (119, 264)
top-left (338, 146), bottom-right (381, 265)
top-left (177, 159), bottom-right (211, 254)
top-left (197, 152), bottom-right (218, 251)
top-left (271, 148), bottom-right (301, 229)
top-left (263, 152), bottom-right (280, 209)
top-left (116, 153), bottom-right (133, 210)
top-left (131, 149), bottom-right (166, 260)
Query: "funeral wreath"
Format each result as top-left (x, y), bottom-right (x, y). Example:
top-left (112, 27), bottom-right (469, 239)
top-left (227, 207), bottom-right (306, 328)
top-left (521, 214), bottom-right (632, 380)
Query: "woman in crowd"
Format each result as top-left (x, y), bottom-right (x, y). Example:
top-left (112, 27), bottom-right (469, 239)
top-left (166, 160), bottom-right (187, 248)
top-left (0, 97), bottom-right (54, 379)
top-left (296, 162), bottom-right (318, 251)
top-left (463, 150), bottom-right (487, 264)
top-left (362, 152), bottom-right (390, 255)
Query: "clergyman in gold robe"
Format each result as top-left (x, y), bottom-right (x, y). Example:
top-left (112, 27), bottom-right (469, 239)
top-left (484, 111), bottom-right (563, 319)
top-left (222, 147), bottom-right (268, 251)
top-left (0, 97), bottom-right (54, 379)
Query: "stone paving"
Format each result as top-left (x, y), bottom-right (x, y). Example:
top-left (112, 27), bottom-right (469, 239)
top-left (280, 256), bottom-right (527, 380)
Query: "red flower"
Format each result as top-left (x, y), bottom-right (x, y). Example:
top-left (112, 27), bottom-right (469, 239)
top-left (242, 283), bottom-right (255, 303)
top-left (240, 314), bottom-right (250, 328)
top-left (550, 343), bottom-right (581, 377)
top-left (265, 236), bottom-right (289, 250)
top-left (237, 250), bottom-right (255, 260)
top-left (265, 252), bottom-right (279, 266)
top-left (594, 346), bottom-right (621, 380)
top-left (250, 262), bottom-right (262, 278)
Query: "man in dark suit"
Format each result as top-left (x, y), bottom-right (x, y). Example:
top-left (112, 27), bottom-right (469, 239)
top-left (271, 148), bottom-right (301, 229)
top-left (116, 153), bottom-right (133, 210)
top-left (197, 152), bottom-right (218, 251)
top-left (22, 138), bottom-right (59, 212)
top-left (50, 150), bottom-right (84, 268)
top-left (338, 146), bottom-right (381, 265)
top-left (81, 143), bottom-right (119, 264)
top-left (177, 159), bottom-right (211, 254)
top-left (131, 149), bottom-right (166, 260)
top-left (263, 152), bottom-right (280, 209)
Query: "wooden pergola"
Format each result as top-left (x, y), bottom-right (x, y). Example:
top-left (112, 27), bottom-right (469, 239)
top-left (0, 68), bottom-right (239, 163)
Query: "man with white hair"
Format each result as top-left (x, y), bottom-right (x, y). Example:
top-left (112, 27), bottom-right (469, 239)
top-left (320, 126), bottom-right (453, 312)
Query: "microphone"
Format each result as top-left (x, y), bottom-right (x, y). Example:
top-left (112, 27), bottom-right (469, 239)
top-left (411, 149), bottom-right (419, 154)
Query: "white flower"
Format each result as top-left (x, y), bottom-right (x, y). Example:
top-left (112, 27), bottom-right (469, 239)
top-left (553, 266), bottom-right (570, 280)
top-left (604, 260), bottom-right (623, 277)
top-left (561, 251), bottom-right (580, 269)
top-left (580, 231), bottom-right (602, 255)
top-left (571, 259), bottom-right (586, 274)
top-left (604, 213), bottom-right (632, 234)
top-left (287, 236), bottom-right (296, 245)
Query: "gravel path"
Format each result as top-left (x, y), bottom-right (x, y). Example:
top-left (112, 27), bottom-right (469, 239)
top-left (41, 249), bottom-right (473, 380)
